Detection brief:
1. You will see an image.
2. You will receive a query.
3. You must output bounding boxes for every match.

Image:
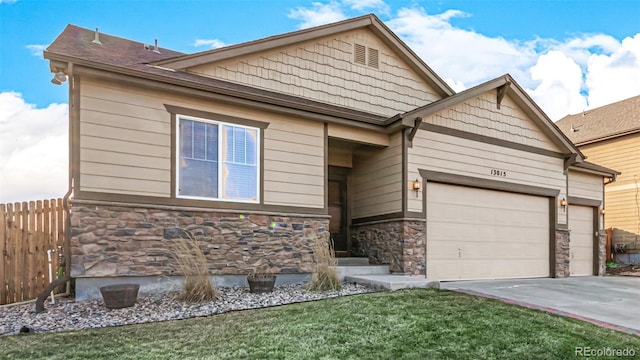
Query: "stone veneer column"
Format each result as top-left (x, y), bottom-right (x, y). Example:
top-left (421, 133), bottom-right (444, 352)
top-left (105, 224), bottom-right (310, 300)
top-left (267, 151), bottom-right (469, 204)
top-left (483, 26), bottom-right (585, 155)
top-left (597, 232), bottom-right (606, 276)
top-left (400, 220), bottom-right (426, 275)
top-left (69, 202), bottom-right (329, 278)
top-left (555, 229), bottom-right (571, 277)
top-left (351, 219), bottom-right (426, 275)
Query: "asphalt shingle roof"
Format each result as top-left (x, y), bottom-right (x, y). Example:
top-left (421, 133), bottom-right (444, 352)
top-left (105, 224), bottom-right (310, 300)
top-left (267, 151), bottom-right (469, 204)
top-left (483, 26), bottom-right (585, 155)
top-left (45, 25), bottom-right (387, 124)
top-left (556, 95), bottom-right (640, 145)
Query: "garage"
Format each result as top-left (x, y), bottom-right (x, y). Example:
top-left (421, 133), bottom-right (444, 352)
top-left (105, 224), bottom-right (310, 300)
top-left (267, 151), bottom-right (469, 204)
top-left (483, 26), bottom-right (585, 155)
top-left (426, 182), bottom-right (550, 280)
top-left (569, 205), bottom-right (595, 276)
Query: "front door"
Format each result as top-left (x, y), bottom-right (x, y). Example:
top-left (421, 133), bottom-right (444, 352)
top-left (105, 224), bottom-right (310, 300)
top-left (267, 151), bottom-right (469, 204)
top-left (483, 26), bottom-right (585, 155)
top-left (328, 174), bottom-right (348, 256)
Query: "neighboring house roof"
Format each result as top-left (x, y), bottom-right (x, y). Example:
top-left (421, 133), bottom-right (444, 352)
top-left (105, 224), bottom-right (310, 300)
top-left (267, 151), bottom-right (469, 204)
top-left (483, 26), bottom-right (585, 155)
top-left (395, 74), bottom-right (584, 159)
top-left (44, 24), bottom-right (388, 126)
top-left (556, 95), bottom-right (640, 146)
top-left (152, 14), bottom-right (454, 98)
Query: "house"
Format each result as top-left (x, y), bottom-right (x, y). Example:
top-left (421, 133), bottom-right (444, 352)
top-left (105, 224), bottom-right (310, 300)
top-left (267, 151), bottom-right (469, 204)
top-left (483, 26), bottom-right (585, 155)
top-left (556, 96), bottom-right (640, 263)
top-left (44, 15), bottom-right (617, 299)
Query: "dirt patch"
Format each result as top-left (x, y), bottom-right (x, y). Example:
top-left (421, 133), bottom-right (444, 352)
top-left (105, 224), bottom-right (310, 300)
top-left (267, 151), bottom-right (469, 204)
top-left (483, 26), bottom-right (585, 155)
top-left (605, 264), bottom-right (640, 277)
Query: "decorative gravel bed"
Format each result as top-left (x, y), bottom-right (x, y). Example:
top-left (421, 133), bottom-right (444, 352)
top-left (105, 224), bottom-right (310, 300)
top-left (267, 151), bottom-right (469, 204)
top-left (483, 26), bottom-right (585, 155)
top-left (0, 283), bottom-right (375, 336)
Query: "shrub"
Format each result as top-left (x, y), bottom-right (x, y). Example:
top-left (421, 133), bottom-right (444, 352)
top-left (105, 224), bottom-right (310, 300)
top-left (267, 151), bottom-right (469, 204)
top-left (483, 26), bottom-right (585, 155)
top-left (307, 235), bottom-right (342, 292)
top-left (169, 232), bottom-right (217, 302)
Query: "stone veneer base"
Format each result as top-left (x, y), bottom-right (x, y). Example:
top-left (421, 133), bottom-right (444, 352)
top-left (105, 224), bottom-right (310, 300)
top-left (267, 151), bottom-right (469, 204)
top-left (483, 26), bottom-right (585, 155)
top-left (75, 274), bottom-right (311, 301)
top-left (70, 200), bottom-right (329, 278)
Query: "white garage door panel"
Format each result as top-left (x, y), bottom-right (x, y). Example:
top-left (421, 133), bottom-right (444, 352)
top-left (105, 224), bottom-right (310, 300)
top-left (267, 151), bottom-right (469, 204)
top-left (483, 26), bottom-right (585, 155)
top-left (569, 205), bottom-right (594, 276)
top-left (427, 183), bottom-right (550, 280)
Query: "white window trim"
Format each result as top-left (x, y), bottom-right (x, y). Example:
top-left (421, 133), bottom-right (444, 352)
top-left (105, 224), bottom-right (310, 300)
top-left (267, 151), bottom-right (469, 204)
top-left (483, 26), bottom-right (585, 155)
top-left (175, 114), bottom-right (261, 204)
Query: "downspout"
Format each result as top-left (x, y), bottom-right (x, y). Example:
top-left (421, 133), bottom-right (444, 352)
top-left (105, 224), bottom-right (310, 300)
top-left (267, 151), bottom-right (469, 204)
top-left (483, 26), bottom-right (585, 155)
top-left (604, 173), bottom-right (617, 185)
top-left (36, 63), bottom-right (74, 313)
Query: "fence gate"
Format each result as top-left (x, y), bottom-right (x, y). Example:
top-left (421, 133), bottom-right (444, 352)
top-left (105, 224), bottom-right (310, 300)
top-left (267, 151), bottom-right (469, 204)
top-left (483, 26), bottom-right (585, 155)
top-left (0, 198), bottom-right (66, 305)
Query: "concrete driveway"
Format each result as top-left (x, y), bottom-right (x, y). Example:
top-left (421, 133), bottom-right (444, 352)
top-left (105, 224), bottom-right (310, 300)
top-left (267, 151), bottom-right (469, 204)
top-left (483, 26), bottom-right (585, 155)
top-left (441, 276), bottom-right (640, 335)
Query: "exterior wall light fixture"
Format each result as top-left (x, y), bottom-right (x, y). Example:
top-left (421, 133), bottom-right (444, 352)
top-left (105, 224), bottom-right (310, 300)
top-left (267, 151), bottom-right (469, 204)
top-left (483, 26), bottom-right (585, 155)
top-left (412, 179), bottom-right (421, 197)
top-left (560, 197), bottom-right (567, 212)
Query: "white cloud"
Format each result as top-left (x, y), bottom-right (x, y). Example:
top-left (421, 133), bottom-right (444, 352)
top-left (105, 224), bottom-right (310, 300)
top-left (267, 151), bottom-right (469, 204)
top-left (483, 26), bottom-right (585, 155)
top-left (288, 1), bottom-right (346, 29)
top-left (387, 7), bottom-right (538, 91)
top-left (343, 0), bottom-right (389, 13)
top-left (527, 51), bottom-right (587, 120)
top-left (0, 92), bottom-right (68, 204)
top-left (26, 44), bottom-right (46, 56)
top-left (193, 39), bottom-right (227, 49)
top-left (584, 34), bottom-right (640, 109)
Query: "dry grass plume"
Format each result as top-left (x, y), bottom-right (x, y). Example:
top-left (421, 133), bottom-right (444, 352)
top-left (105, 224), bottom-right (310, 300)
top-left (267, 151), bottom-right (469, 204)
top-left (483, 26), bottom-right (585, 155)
top-left (307, 235), bottom-right (342, 292)
top-left (169, 232), bottom-right (217, 302)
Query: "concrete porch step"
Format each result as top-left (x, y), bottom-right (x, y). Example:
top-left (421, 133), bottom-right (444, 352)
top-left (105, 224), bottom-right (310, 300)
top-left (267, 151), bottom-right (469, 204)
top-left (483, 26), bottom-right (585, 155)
top-left (336, 265), bottom-right (389, 281)
top-left (345, 275), bottom-right (440, 291)
top-left (337, 257), bottom-right (370, 266)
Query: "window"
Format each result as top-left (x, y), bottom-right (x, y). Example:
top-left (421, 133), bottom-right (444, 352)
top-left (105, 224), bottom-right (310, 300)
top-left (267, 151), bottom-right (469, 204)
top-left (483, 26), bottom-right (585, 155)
top-left (177, 114), bottom-right (259, 203)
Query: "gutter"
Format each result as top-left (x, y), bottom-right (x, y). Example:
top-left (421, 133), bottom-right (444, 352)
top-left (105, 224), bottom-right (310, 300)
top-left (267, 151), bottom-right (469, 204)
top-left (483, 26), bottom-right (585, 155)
top-left (44, 51), bottom-right (389, 128)
top-left (36, 63), bottom-right (75, 313)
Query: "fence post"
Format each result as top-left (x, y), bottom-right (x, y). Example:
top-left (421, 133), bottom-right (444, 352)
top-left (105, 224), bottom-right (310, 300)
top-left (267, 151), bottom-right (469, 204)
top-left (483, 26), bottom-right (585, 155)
top-left (0, 204), bottom-right (6, 304)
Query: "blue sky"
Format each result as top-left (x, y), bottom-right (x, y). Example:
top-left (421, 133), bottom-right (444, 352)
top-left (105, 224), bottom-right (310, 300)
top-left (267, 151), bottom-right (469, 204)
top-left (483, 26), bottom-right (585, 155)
top-left (1, 0), bottom-right (639, 202)
top-left (1, 0), bottom-right (639, 107)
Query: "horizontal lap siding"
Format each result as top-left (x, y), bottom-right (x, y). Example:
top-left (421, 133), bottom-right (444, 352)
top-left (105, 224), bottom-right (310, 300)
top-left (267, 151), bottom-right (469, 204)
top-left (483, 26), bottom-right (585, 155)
top-left (580, 134), bottom-right (640, 239)
top-left (188, 29), bottom-right (442, 117)
top-left (351, 132), bottom-right (402, 218)
top-left (568, 170), bottom-right (603, 201)
top-left (80, 78), bottom-right (325, 208)
top-left (408, 130), bottom-right (566, 223)
top-left (263, 120), bottom-right (324, 208)
top-left (80, 80), bottom-right (172, 197)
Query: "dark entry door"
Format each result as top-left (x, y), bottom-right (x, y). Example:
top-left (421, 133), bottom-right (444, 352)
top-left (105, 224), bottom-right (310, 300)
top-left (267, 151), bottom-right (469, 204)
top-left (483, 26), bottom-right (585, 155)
top-left (328, 176), bottom-right (348, 255)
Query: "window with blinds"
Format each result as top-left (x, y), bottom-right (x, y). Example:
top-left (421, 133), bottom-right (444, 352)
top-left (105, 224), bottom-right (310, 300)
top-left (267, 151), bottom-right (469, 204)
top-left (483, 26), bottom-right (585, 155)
top-left (177, 115), bottom-right (259, 202)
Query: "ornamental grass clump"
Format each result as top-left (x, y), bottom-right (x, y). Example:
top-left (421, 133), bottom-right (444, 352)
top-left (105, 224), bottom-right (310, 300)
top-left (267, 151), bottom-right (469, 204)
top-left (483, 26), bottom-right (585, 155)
top-left (307, 236), bottom-right (342, 292)
top-left (169, 233), bottom-right (217, 302)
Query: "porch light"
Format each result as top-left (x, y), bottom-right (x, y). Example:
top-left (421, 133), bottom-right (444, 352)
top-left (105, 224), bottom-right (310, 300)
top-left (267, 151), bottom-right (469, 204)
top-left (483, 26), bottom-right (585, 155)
top-left (412, 178), bottom-right (421, 197)
top-left (600, 208), bottom-right (606, 215)
top-left (560, 197), bottom-right (567, 212)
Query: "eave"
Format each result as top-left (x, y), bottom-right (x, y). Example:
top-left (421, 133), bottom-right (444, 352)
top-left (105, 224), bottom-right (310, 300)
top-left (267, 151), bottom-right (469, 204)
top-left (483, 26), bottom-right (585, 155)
top-left (44, 51), bottom-right (389, 132)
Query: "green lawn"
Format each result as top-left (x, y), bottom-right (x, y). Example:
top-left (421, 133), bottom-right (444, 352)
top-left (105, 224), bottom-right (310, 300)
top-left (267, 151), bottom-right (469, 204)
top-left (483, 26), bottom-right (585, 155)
top-left (2, 289), bottom-right (638, 359)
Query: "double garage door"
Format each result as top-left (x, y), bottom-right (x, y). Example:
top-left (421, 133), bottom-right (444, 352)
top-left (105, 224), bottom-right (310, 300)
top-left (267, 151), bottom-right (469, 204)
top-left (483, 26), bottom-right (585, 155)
top-left (426, 183), bottom-right (596, 280)
top-left (426, 183), bottom-right (550, 280)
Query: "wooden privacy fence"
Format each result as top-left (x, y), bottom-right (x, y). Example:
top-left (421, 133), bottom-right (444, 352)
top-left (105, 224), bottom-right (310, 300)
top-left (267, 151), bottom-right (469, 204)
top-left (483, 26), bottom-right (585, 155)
top-left (0, 199), bottom-right (66, 305)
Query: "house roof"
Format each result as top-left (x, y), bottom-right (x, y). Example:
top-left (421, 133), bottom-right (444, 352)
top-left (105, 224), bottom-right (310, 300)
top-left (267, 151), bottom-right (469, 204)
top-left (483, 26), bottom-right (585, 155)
top-left (555, 95), bottom-right (640, 146)
top-left (571, 161), bottom-right (620, 177)
top-left (152, 14), bottom-right (454, 98)
top-left (44, 24), bottom-right (388, 126)
top-left (393, 74), bottom-right (584, 158)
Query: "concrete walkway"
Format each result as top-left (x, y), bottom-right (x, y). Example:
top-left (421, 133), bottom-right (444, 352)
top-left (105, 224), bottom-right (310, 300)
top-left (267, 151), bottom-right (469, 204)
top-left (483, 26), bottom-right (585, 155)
top-left (441, 276), bottom-right (640, 335)
top-left (345, 275), bottom-right (440, 291)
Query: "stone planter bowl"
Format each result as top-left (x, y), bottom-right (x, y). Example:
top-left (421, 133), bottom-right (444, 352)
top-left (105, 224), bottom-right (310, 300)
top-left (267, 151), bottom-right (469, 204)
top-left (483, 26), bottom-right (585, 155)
top-left (100, 284), bottom-right (140, 309)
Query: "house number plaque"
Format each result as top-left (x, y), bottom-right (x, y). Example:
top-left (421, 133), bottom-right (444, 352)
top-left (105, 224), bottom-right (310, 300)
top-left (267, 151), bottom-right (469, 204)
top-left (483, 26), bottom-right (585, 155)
top-left (490, 169), bottom-right (507, 177)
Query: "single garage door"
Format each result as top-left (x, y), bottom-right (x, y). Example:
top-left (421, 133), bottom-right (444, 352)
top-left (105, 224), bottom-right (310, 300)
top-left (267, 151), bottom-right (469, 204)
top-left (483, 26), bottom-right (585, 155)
top-left (426, 183), bottom-right (550, 280)
top-left (569, 205), bottom-right (594, 276)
